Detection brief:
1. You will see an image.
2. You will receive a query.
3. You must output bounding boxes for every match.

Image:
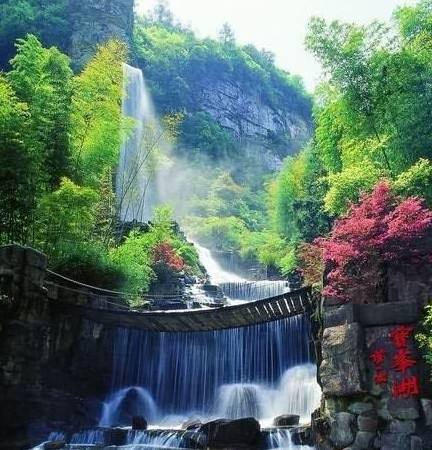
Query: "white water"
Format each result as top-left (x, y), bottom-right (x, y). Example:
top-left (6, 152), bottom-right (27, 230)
top-left (117, 64), bottom-right (170, 222)
top-left (193, 241), bottom-right (245, 284)
top-left (217, 364), bottom-right (321, 427)
top-left (267, 429), bottom-right (314, 450)
top-left (99, 387), bottom-right (159, 428)
top-left (98, 364), bottom-right (320, 430)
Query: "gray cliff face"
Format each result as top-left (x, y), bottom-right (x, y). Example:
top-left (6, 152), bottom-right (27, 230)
top-left (193, 78), bottom-right (312, 170)
top-left (69, 0), bottom-right (134, 70)
top-left (197, 79), bottom-right (310, 147)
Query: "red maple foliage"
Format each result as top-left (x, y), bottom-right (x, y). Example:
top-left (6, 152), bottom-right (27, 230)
top-left (153, 243), bottom-right (185, 272)
top-left (316, 182), bottom-right (432, 301)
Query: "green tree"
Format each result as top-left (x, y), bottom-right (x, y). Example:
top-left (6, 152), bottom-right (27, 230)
top-left (71, 40), bottom-right (127, 187)
top-left (8, 35), bottom-right (73, 189)
top-left (0, 0), bottom-right (70, 69)
top-left (0, 75), bottom-right (35, 244)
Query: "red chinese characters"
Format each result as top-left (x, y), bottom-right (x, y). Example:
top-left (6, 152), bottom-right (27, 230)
top-left (374, 371), bottom-right (388, 385)
top-left (392, 376), bottom-right (420, 398)
top-left (370, 349), bottom-right (386, 366)
top-left (369, 325), bottom-right (420, 398)
top-left (392, 348), bottom-right (416, 373)
top-left (390, 326), bottom-right (415, 349)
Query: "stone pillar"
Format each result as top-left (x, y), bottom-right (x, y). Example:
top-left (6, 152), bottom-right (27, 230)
top-left (316, 300), bottom-right (432, 450)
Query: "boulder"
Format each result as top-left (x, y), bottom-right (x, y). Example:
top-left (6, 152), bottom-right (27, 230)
top-left (387, 419), bottom-right (416, 434)
top-left (352, 431), bottom-right (375, 450)
top-left (357, 415), bottom-right (378, 433)
top-left (321, 323), bottom-right (367, 396)
top-left (348, 402), bottom-right (373, 415)
top-left (421, 398), bottom-right (432, 427)
top-left (388, 398), bottom-right (421, 421)
top-left (291, 426), bottom-right (313, 446)
top-left (132, 416), bottom-right (147, 431)
top-left (329, 412), bottom-right (356, 448)
top-left (197, 418), bottom-right (261, 448)
top-left (273, 415), bottom-right (300, 427)
top-left (379, 432), bottom-right (411, 450)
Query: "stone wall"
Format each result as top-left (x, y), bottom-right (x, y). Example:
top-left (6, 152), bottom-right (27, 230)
top-left (315, 265), bottom-right (432, 450)
top-left (0, 245), bottom-right (116, 450)
top-left (69, 0), bottom-right (134, 70)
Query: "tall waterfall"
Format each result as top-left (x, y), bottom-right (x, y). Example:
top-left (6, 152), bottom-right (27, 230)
top-left (101, 315), bottom-right (318, 427)
top-left (117, 64), bottom-right (168, 222)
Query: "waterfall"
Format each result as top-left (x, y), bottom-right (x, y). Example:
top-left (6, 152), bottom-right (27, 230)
top-left (219, 280), bottom-right (291, 301)
top-left (106, 315), bottom-right (315, 424)
top-left (99, 387), bottom-right (159, 427)
top-left (117, 64), bottom-right (169, 222)
top-left (193, 242), bottom-right (245, 284)
top-left (267, 429), bottom-right (314, 450)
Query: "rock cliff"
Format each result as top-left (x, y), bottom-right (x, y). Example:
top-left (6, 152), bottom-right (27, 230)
top-left (69, 0), bottom-right (134, 70)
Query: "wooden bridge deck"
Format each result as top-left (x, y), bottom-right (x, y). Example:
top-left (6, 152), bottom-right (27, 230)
top-left (47, 284), bottom-right (314, 332)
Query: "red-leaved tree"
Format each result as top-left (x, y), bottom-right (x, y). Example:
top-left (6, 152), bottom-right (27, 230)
top-left (153, 243), bottom-right (185, 272)
top-left (316, 182), bottom-right (432, 302)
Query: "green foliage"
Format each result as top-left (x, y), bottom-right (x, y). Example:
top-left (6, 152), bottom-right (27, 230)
top-left (180, 112), bottom-right (236, 159)
top-left (0, 74), bottom-right (35, 244)
top-left (71, 40), bottom-right (127, 187)
top-left (0, 0), bottom-right (70, 69)
top-left (110, 231), bottom-right (156, 295)
top-left (307, 7), bottom-right (432, 211)
top-left (34, 178), bottom-right (99, 259)
top-left (272, 145), bottom-right (331, 242)
top-left (186, 216), bottom-right (248, 253)
top-left (393, 159), bottom-right (432, 206)
top-left (417, 304), bottom-right (432, 378)
top-left (9, 34), bottom-right (73, 188)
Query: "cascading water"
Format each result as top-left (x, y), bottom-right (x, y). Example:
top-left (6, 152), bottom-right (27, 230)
top-left (192, 241), bottom-right (292, 303)
top-left (105, 315), bottom-right (318, 424)
top-left (193, 242), bottom-right (245, 284)
top-left (99, 387), bottom-right (159, 428)
top-left (117, 64), bottom-right (169, 222)
top-left (220, 280), bottom-right (291, 302)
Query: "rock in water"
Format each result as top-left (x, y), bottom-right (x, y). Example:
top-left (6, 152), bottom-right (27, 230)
top-left (132, 416), bottom-right (147, 430)
top-left (273, 414), bottom-right (300, 427)
top-left (197, 418), bottom-right (261, 448)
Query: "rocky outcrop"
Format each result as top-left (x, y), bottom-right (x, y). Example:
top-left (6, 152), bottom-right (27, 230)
top-left (196, 79), bottom-right (311, 167)
top-left (69, 0), bottom-right (134, 70)
top-left (0, 245), bottom-right (115, 449)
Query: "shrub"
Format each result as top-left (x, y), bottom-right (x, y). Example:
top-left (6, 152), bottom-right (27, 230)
top-left (298, 242), bottom-right (324, 287)
top-left (153, 242), bottom-right (185, 272)
top-left (317, 181), bottom-right (432, 302)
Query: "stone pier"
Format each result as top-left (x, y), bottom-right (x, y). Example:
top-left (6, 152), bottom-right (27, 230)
top-left (315, 263), bottom-right (432, 450)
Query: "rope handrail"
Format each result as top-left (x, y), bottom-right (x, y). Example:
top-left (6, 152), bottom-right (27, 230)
top-left (45, 281), bottom-right (133, 310)
top-left (46, 269), bottom-right (185, 299)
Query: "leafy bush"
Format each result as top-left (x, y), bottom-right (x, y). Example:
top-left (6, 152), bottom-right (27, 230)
top-left (317, 182), bottom-right (432, 301)
top-left (393, 158), bottom-right (432, 206)
top-left (51, 241), bottom-right (126, 290)
top-left (153, 243), bottom-right (185, 272)
top-left (417, 304), bottom-right (432, 379)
